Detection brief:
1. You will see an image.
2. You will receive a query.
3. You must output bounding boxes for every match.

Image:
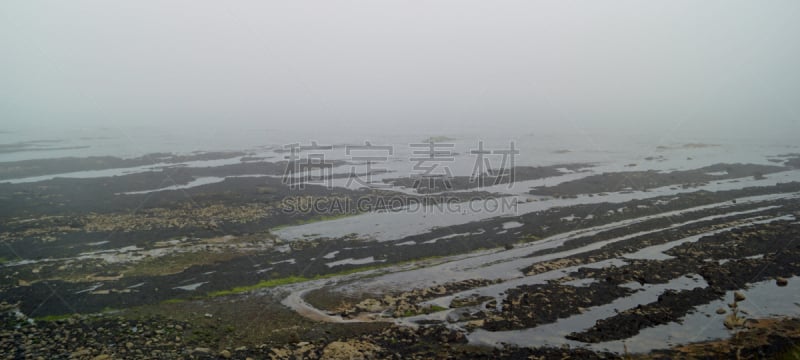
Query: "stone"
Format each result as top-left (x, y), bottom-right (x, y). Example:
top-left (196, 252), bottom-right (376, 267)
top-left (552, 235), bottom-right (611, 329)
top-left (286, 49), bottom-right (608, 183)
top-left (466, 319), bottom-right (485, 328)
top-left (321, 340), bottom-right (382, 360)
top-left (193, 347), bottom-right (211, 354)
top-left (723, 313), bottom-right (745, 329)
top-left (270, 347), bottom-right (291, 360)
top-left (71, 349), bottom-right (91, 358)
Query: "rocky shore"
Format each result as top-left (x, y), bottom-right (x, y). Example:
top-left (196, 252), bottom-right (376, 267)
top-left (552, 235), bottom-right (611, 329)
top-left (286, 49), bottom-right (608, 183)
top-left (2, 153), bottom-right (800, 358)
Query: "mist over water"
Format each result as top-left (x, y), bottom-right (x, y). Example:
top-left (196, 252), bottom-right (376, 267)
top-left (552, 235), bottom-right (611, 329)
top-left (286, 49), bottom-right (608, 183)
top-left (2, 0), bottom-right (799, 144)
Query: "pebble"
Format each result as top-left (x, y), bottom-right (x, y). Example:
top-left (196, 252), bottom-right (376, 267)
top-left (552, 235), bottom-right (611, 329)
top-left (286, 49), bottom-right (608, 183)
top-left (193, 347), bottom-right (211, 354)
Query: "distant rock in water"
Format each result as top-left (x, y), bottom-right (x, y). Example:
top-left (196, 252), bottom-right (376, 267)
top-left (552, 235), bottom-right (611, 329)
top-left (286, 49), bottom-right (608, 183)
top-left (420, 136), bottom-right (456, 143)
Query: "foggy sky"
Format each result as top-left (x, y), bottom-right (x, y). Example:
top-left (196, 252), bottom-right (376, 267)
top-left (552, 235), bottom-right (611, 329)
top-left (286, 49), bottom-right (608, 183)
top-left (1, 1), bottom-right (799, 136)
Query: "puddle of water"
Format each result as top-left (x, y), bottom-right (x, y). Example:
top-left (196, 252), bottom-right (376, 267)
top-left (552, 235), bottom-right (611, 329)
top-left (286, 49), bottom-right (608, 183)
top-left (502, 221), bottom-right (524, 230)
top-left (422, 231), bottom-right (483, 244)
top-left (590, 276), bottom-right (800, 354)
top-left (119, 177), bottom-right (227, 195)
top-left (271, 259), bottom-right (296, 265)
top-left (75, 283), bottom-right (104, 294)
top-left (462, 277), bottom-right (800, 354)
top-left (173, 282), bottom-right (208, 291)
top-left (325, 256), bottom-right (384, 268)
top-left (256, 267), bottom-right (274, 274)
top-left (1, 156), bottom-right (247, 184)
top-left (274, 172), bottom-right (800, 243)
top-left (337, 197), bottom-right (796, 296)
top-left (467, 275), bottom-right (708, 349)
top-left (562, 278), bottom-right (597, 287)
top-left (118, 174), bottom-right (273, 195)
top-left (623, 211), bottom-right (790, 261)
top-left (4, 236), bottom-right (279, 268)
top-left (126, 282), bottom-right (145, 289)
top-left (422, 259), bottom-right (628, 311)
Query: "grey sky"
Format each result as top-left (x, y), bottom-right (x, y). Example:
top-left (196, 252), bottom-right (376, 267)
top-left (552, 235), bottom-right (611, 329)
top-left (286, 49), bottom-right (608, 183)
top-left (1, 1), bottom-right (799, 136)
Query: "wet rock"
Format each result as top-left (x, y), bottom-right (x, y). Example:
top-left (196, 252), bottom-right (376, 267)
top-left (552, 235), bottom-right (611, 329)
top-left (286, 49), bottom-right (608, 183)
top-left (269, 347), bottom-right (291, 359)
top-left (485, 300), bottom-right (497, 309)
top-left (569, 287), bottom-right (722, 343)
top-left (776, 277), bottom-right (788, 287)
top-left (355, 298), bottom-right (384, 313)
top-left (192, 347), bottom-right (211, 355)
top-left (734, 291), bottom-right (746, 302)
top-left (716, 308), bottom-right (727, 315)
top-left (321, 340), bottom-right (382, 360)
top-left (724, 313), bottom-right (746, 329)
top-left (450, 294), bottom-right (493, 308)
top-left (484, 282), bottom-right (633, 331)
top-left (71, 349), bottom-right (91, 358)
top-left (465, 319), bottom-right (485, 329)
